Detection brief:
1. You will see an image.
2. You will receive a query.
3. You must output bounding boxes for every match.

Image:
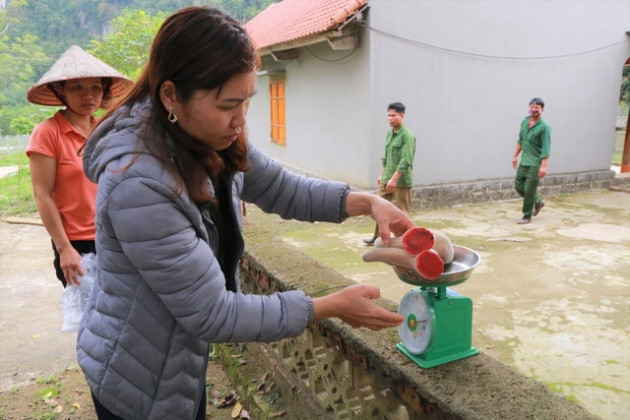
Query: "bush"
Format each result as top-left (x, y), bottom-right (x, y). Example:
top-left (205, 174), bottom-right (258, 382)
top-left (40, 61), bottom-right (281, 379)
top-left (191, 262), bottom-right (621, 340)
top-left (9, 116), bottom-right (35, 135)
top-left (0, 104), bottom-right (56, 136)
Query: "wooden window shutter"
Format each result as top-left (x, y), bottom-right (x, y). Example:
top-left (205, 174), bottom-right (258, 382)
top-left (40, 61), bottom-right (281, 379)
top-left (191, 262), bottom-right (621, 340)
top-left (270, 75), bottom-right (286, 146)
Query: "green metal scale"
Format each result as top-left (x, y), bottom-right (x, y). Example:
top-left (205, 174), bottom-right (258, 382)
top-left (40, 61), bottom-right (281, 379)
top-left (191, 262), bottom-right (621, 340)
top-left (394, 246), bottom-right (481, 369)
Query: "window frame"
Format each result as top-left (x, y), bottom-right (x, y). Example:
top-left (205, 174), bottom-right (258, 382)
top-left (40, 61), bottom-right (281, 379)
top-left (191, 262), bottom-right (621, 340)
top-left (269, 73), bottom-right (286, 146)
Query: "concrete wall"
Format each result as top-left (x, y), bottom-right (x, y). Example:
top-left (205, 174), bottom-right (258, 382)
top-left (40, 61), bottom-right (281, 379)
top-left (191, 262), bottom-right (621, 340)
top-left (248, 34), bottom-right (375, 187)
top-left (247, 0), bottom-right (630, 189)
top-left (369, 0), bottom-right (630, 186)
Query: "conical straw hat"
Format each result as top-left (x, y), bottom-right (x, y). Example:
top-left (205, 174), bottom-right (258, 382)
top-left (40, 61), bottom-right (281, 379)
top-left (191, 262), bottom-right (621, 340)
top-left (27, 45), bottom-right (133, 106)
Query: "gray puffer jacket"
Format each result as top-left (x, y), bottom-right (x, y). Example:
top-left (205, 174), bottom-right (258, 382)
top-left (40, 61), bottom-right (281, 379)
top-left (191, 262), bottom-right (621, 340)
top-left (77, 97), bottom-right (350, 419)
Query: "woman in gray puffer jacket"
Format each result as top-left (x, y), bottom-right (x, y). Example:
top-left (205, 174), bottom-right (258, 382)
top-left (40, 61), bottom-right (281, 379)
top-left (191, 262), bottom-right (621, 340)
top-left (77, 6), bottom-right (414, 420)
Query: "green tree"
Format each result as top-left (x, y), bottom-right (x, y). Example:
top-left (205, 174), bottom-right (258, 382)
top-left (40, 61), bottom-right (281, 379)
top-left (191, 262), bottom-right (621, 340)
top-left (195, 0), bottom-right (277, 23)
top-left (0, 2), bottom-right (50, 106)
top-left (0, 0), bottom-right (27, 35)
top-left (9, 116), bottom-right (35, 135)
top-left (0, 104), bottom-right (55, 136)
top-left (0, 33), bottom-right (50, 105)
top-left (88, 9), bottom-right (168, 80)
top-left (11, 0), bottom-right (94, 59)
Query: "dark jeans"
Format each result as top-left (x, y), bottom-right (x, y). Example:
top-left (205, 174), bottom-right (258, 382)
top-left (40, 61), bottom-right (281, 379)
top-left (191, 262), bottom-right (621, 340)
top-left (52, 240), bottom-right (96, 288)
top-left (91, 389), bottom-right (207, 419)
top-left (514, 165), bottom-right (543, 218)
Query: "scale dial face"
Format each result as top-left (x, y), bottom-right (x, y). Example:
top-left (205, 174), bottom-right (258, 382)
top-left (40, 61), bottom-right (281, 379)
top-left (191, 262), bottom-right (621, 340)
top-left (398, 289), bottom-right (433, 355)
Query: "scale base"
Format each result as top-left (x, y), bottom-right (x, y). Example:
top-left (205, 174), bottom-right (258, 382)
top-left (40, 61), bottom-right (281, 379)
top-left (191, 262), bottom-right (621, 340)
top-left (397, 342), bottom-right (479, 369)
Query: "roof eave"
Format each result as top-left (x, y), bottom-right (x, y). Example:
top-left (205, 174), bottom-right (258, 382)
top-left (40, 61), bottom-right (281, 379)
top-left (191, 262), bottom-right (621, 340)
top-left (258, 25), bottom-right (361, 60)
top-left (256, 3), bottom-right (368, 60)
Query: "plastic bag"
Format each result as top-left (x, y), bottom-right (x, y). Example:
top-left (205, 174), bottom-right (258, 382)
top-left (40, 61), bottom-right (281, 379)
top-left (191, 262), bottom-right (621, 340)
top-left (60, 253), bottom-right (96, 333)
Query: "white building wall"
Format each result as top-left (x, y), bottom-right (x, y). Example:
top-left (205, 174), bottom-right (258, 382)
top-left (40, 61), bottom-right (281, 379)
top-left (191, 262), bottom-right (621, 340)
top-left (247, 35), bottom-right (375, 187)
top-left (248, 0), bottom-right (630, 189)
top-left (369, 0), bottom-right (630, 185)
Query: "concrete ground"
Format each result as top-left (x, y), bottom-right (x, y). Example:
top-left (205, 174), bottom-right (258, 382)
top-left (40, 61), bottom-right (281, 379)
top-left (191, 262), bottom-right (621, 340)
top-left (0, 165), bottom-right (79, 393)
top-left (1, 187), bottom-right (628, 420)
top-left (0, 220), bottom-right (78, 391)
top-left (245, 188), bottom-right (630, 420)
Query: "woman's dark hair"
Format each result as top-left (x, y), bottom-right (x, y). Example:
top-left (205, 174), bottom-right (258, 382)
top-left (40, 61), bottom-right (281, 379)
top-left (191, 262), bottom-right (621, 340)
top-left (100, 6), bottom-right (258, 202)
top-left (100, 77), bottom-right (114, 107)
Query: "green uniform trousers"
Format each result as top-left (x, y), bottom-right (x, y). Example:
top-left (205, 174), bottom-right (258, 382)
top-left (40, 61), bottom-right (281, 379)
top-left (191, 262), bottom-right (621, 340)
top-left (372, 184), bottom-right (411, 237)
top-left (514, 164), bottom-right (543, 218)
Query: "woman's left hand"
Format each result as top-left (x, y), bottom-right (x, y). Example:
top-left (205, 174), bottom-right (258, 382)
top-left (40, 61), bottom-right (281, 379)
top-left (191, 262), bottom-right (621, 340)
top-left (312, 284), bottom-right (403, 330)
top-left (60, 247), bottom-right (84, 286)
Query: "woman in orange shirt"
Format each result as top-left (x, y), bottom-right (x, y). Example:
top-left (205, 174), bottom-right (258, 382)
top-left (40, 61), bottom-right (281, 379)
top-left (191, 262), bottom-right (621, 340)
top-left (26, 46), bottom-right (131, 287)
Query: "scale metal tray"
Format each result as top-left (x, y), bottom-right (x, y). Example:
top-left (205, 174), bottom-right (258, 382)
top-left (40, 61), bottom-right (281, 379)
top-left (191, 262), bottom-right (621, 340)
top-left (394, 245), bottom-right (481, 287)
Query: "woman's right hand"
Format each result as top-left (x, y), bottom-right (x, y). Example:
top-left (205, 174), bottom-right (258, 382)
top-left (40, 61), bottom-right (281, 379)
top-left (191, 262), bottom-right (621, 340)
top-left (59, 246), bottom-right (85, 286)
top-left (312, 284), bottom-right (403, 330)
top-left (345, 192), bottom-right (415, 246)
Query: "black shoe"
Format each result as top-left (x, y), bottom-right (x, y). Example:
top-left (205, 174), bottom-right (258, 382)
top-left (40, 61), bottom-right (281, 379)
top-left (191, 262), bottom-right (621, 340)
top-left (533, 202), bottom-right (545, 216)
top-left (362, 237), bottom-right (376, 246)
top-left (517, 217), bottom-right (531, 224)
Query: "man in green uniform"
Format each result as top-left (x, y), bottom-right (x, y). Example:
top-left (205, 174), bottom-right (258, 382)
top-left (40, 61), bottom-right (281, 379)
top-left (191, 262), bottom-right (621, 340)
top-left (512, 97), bottom-right (551, 224)
top-left (364, 102), bottom-right (416, 245)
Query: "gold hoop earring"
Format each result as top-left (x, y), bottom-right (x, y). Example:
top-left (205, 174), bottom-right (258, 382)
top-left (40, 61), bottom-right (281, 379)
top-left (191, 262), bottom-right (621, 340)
top-left (167, 107), bottom-right (178, 124)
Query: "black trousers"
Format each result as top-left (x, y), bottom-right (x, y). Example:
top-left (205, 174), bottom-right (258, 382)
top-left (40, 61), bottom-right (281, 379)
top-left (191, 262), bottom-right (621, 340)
top-left (51, 239), bottom-right (95, 288)
top-left (91, 389), bottom-right (207, 419)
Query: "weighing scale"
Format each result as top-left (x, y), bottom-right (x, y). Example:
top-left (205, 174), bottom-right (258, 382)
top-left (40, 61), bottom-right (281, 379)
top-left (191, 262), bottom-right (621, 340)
top-left (395, 245), bottom-right (481, 368)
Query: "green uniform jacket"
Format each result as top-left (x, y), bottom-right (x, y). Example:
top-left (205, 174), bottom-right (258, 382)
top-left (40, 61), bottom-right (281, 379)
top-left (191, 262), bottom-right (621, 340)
top-left (518, 117), bottom-right (551, 166)
top-left (381, 124), bottom-right (416, 187)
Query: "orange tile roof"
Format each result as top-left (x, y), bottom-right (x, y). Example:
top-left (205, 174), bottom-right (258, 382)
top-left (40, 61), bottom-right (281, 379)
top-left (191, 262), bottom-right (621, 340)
top-left (245, 0), bottom-right (367, 51)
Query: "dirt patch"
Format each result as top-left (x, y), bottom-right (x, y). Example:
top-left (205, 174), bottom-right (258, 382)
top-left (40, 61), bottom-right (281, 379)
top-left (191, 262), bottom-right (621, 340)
top-left (0, 359), bottom-right (244, 419)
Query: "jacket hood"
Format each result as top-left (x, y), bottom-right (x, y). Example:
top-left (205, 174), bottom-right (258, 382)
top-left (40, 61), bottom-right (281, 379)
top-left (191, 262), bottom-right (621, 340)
top-left (83, 96), bottom-right (154, 183)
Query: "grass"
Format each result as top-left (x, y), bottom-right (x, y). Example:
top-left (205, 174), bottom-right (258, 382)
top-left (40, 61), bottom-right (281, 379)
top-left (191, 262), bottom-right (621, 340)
top-left (0, 150), bottom-right (29, 166)
top-left (0, 368), bottom-right (90, 420)
top-left (0, 150), bottom-right (37, 217)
